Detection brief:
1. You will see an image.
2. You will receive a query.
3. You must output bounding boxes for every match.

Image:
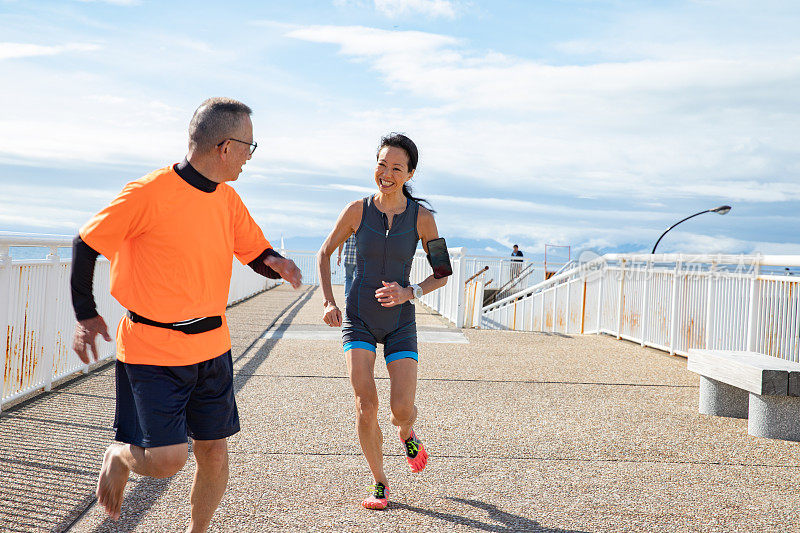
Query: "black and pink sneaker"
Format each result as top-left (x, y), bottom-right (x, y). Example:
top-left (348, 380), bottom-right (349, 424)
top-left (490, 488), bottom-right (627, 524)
top-left (402, 429), bottom-right (428, 473)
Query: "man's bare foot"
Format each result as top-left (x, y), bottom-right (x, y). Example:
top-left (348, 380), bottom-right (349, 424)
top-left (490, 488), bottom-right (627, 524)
top-left (96, 444), bottom-right (131, 520)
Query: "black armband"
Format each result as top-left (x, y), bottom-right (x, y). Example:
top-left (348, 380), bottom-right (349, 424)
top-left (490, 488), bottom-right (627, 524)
top-left (248, 248), bottom-right (284, 279)
top-left (426, 237), bottom-right (453, 279)
top-left (71, 235), bottom-right (101, 320)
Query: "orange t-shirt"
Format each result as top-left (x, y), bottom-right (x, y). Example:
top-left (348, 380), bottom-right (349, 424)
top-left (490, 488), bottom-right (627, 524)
top-left (80, 165), bottom-right (270, 366)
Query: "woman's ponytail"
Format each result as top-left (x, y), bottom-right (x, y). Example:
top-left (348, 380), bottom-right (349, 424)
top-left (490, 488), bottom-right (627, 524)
top-left (401, 182), bottom-right (435, 213)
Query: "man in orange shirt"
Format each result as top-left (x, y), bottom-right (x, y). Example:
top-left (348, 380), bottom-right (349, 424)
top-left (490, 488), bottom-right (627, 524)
top-left (70, 97), bottom-right (302, 532)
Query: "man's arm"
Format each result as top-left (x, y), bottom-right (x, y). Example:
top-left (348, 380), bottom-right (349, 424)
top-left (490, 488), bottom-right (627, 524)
top-left (246, 247), bottom-right (301, 288)
top-left (247, 248), bottom-right (284, 279)
top-left (70, 235), bottom-right (112, 363)
top-left (71, 235), bottom-right (100, 320)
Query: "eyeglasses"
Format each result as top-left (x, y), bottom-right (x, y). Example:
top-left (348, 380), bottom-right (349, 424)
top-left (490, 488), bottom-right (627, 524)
top-left (216, 138), bottom-right (257, 155)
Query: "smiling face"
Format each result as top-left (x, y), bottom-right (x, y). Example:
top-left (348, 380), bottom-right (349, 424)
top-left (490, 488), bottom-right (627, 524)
top-left (375, 145), bottom-right (414, 195)
top-left (221, 115), bottom-right (254, 182)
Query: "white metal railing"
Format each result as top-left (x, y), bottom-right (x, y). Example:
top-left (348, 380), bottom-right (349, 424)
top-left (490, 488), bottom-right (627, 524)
top-left (409, 247), bottom-right (468, 326)
top-left (0, 233), bottom-right (278, 411)
top-left (464, 273), bottom-right (487, 329)
top-left (282, 250), bottom-right (346, 287)
top-left (482, 253), bottom-right (800, 362)
top-left (464, 256), bottom-right (551, 293)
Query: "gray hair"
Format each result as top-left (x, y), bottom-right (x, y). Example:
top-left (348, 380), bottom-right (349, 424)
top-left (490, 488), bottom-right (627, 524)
top-left (188, 97), bottom-right (253, 153)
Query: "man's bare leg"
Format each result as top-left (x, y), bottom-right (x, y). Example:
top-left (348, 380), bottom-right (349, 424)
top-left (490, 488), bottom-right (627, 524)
top-left (187, 438), bottom-right (229, 533)
top-left (97, 442), bottom-right (188, 520)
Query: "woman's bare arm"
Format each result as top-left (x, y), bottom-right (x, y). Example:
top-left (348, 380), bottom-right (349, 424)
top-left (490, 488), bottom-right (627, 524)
top-left (415, 207), bottom-right (448, 296)
top-left (317, 200), bottom-right (362, 325)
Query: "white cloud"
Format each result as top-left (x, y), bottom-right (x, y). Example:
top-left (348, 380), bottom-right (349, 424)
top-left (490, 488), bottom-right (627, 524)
top-left (651, 232), bottom-right (800, 255)
top-left (0, 42), bottom-right (100, 60)
top-left (669, 181), bottom-right (800, 202)
top-left (0, 184), bottom-right (117, 230)
top-left (328, 184), bottom-right (375, 194)
top-left (0, 47), bottom-right (190, 167)
top-left (1, 6), bottom-right (798, 256)
top-left (287, 26), bottom-right (798, 109)
top-left (284, 24), bottom-right (800, 202)
top-left (74, 0), bottom-right (140, 5)
top-left (286, 25), bottom-right (459, 57)
top-left (373, 0), bottom-right (458, 19)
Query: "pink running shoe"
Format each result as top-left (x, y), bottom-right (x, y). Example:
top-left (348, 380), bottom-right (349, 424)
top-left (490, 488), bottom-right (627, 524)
top-left (402, 429), bottom-right (428, 473)
top-left (362, 482), bottom-right (389, 510)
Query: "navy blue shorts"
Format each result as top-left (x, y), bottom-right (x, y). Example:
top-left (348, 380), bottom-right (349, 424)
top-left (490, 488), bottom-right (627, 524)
top-left (342, 312), bottom-right (418, 363)
top-left (114, 350), bottom-right (239, 448)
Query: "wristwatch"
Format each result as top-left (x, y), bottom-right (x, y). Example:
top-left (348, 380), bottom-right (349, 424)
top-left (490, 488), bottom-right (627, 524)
top-left (410, 284), bottom-right (423, 300)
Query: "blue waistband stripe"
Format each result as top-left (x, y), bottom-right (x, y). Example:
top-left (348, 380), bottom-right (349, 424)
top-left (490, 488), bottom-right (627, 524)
top-left (385, 351), bottom-right (418, 364)
top-left (343, 341), bottom-right (376, 353)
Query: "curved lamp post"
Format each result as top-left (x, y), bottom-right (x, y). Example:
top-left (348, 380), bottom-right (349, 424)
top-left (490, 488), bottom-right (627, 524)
top-left (651, 205), bottom-right (732, 254)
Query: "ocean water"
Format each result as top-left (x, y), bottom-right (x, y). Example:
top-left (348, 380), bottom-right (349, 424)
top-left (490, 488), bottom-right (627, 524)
top-left (8, 246), bottom-right (73, 261)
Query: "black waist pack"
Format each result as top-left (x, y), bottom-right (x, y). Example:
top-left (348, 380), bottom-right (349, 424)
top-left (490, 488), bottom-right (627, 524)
top-left (127, 311), bottom-right (222, 335)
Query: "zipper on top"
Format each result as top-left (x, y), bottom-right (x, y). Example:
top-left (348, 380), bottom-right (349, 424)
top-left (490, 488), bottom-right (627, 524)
top-left (382, 211), bottom-right (389, 274)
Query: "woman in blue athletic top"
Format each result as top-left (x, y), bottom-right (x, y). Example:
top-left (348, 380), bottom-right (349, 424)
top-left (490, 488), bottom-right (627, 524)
top-left (317, 133), bottom-right (448, 510)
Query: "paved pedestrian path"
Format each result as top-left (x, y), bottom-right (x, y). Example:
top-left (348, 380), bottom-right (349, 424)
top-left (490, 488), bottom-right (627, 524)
top-left (2, 284), bottom-right (800, 532)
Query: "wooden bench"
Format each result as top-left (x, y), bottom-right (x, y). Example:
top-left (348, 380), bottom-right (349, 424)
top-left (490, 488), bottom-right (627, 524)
top-left (687, 349), bottom-right (800, 441)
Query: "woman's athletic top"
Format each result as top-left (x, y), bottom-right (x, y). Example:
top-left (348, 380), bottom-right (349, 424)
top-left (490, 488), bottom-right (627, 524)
top-left (342, 195), bottom-right (420, 362)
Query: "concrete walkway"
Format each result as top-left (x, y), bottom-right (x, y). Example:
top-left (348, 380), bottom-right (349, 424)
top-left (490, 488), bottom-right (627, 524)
top-left (2, 284), bottom-right (800, 532)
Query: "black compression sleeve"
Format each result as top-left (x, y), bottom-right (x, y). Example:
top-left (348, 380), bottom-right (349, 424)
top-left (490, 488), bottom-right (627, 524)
top-left (71, 235), bottom-right (101, 320)
top-left (247, 248), bottom-right (284, 279)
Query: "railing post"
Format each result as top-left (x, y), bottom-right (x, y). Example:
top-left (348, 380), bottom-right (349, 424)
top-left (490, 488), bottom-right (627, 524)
top-left (616, 259), bottom-right (626, 339)
top-left (42, 246), bottom-right (61, 391)
top-left (511, 299), bottom-right (517, 331)
top-left (746, 257), bottom-right (761, 351)
top-left (454, 249), bottom-right (467, 328)
top-left (705, 260), bottom-right (716, 350)
top-left (0, 245), bottom-right (12, 413)
top-left (596, 265), bottom-right (605, 333)
top-left (464, 281), bottom-right (474, 328)
top-left (474, 280), bottom-right (485, 329)
top-left (668, 259), bottom-right (682, 355)
top-left (640, 260), bottom-right (652, 347)
top-left (565, 278), bottom-right (572, 334)
top-left (580, 279), bottom-right (587, 334)
top-left (540, 289), bottom-right (546, 332)
top-left (550, 287), bottom-right (557, 333)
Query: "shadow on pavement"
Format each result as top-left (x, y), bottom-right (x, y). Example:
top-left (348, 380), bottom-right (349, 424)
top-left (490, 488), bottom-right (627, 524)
top-left (392, 497), bottom-right (588, 533)
top-left (233, 287), bottom-right (315, 393)
top-left (87, 288), bottom-right (314, 532)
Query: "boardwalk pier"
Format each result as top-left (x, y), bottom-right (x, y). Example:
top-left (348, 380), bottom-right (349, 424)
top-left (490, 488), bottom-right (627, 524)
top-left (2, 284), bottom-right (800, 532)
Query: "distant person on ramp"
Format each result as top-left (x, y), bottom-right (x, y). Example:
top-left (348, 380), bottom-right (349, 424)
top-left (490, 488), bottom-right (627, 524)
top-left (510, 244), bottom-right (524, 277)
top-left (70, 97), bottom-right (302, 532)
top-left (317, 133), bottom-right (449, 510)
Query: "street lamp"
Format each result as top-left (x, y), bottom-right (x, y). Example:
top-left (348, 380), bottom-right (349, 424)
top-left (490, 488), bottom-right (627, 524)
top-left (651, 205), bottom-right (732, 254)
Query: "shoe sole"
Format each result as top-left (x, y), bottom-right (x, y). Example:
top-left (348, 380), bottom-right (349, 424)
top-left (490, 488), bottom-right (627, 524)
top-left (362, 498), bottom-right (389, 510)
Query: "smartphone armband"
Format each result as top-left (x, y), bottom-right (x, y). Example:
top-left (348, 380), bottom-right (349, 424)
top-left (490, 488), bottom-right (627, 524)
top-left (426, 237), bottom-right (453, 279)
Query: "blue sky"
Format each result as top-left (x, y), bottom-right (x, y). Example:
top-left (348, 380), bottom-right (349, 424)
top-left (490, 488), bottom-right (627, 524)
top-left (1, 0), bottom-right (798, 259)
